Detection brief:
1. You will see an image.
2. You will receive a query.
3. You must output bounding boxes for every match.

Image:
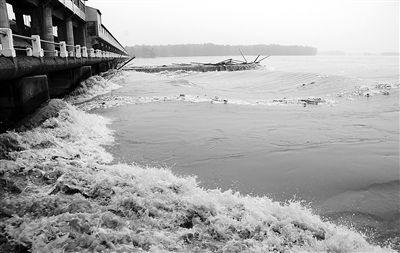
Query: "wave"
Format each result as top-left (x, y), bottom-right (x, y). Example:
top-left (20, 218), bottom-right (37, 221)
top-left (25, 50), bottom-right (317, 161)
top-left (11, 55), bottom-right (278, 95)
top-left (0, 99), bottom-right (396, 252)
top-left (76, 92), bottom-right (339, 111)
top-left (134, 69), bottom-right (398, 102)
top-left (157, 70), bottom-right (198, 78)
top-left (336, 83), bottom-right (398, 98)
top-left (60, 69), bottom-right (400, 113)
top-left (65, 70), bottom-right (127, 105)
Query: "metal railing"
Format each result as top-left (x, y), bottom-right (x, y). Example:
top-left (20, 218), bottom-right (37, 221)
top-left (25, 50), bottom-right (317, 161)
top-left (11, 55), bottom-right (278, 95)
top-left (57, 0), bottom-right (86, 21)
top-left (0, 28), bottom-right (128, 59)
top-left (73, 0), bottom-right (86, 13)
top-left (98, 24), bottom-right (127, 54)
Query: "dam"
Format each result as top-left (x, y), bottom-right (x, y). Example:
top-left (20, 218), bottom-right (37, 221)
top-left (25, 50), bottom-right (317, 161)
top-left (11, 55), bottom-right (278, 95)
top-left (0, 0), bottom-right (129, 129)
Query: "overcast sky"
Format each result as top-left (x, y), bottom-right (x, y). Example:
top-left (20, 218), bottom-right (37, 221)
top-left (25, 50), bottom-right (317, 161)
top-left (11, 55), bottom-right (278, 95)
top-left (88, 0), bottom-right (399, 53)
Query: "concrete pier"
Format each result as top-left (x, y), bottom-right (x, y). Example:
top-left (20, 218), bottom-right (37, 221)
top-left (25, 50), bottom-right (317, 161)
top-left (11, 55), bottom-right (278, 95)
top-left (0, 75), bottom-right (49, 124)
top-left (66, 18), bottom-right (74, 50)
top-left (0, 57), bottom-right (123, 130)
top-left (48, 66), bottom-right (92, 97)
top-left (42, 4), bottom-right (55, 57)
top-left (76, 24), bottom-right (87, 46)
top-left (30, 9), bottom-right (41, 35)
top-left (0, 0), bottom-right (129, 130)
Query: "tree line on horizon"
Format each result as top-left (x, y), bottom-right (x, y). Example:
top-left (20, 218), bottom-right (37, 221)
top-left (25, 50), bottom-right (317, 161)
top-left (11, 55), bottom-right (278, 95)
top-left (125, 43), bottom-right (317, 58)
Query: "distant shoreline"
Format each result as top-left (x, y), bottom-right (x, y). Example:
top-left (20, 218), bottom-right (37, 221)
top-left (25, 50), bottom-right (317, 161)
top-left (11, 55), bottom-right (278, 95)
top-left (126, 43), bottom-right (317, 58)
top-left (129, 54), bottom-right (400, 59)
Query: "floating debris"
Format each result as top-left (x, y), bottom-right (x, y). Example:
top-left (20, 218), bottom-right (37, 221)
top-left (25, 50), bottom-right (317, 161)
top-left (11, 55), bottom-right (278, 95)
top-left (299, 97), bottom-right (325, 105)
top-left (272, 97), bottom-right (327, 106)
top-left (125, 55), bottom-right (270, 73)
top-left (300, 81), bottom-right (316, 87)
top-left (210, 96), bottom-right (229, 104)
top-left (375, 83), bottom-right (392, 89)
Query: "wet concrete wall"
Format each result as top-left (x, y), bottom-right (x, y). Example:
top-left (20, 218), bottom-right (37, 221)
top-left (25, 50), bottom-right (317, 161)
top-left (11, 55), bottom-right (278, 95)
top-left (0, 58), bottom-right (124, 131)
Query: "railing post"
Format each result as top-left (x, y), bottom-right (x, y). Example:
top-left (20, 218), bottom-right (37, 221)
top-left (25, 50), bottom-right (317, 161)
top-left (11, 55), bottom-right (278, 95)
top-left (60, 41), bottom-right (67, 58)
top-left (31, 35), bottom-right (43, 57)
top-left (75, 45), bottom-right (81, 58)
top-left (89, 48), bottom-right (95, 57)
top-left (82, 46), bottom-right (88, 57)
top-left (26, 48), bottom-right (32, 57)
top-left (0, 28), bottom-right (16, 57)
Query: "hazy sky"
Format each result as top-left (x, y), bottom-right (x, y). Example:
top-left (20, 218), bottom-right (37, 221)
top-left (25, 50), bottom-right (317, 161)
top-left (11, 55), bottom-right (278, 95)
top-left (88, 0), bottom-right (399, 53)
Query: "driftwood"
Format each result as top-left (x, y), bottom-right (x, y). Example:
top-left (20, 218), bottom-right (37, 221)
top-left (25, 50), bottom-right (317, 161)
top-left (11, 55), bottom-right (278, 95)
top-left (239, 49), bottom-right (248, 63)
top-left (124, 53), bottom-right (270, 73)
top-left (117, 56), bottom-right (136, 70)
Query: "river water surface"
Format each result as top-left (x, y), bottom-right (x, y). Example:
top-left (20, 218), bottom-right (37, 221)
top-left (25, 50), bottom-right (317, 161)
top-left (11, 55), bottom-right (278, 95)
top-left (75, 55), bottom-right (399, 248)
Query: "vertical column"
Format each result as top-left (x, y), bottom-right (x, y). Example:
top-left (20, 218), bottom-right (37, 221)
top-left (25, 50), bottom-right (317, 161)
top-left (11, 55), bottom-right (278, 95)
top-left (65, 17), bottom-right (74, 55)
top-left (30, 9), bottom-right (41, 35)
top-left (77, 23), bottom-right (87, 47)
top-left (0, 0), bottom-right (9, 28)
top-left (41, 4), bottom-right (55, 56)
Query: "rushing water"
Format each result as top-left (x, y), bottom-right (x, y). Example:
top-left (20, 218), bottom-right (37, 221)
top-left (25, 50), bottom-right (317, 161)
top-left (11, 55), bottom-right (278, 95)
top-left (97, 58), bottom-right (398, 197)
top-left (1, 55), bottom-right (399, 252)
top-left (80, 55), bottom-right (400, 248)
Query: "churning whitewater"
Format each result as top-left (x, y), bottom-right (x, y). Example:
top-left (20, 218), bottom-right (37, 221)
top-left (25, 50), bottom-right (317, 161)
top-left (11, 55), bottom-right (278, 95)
top-left (0, 64), bottom-right (398, 252)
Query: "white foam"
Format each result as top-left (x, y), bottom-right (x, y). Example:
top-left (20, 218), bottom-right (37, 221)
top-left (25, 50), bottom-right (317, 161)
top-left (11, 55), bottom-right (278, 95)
top-left (157, 70), bottom-right (198, 78)
top-left (65, 73), bottom-right (126, 105)
top-left (336, 83), bottom-right (397, 98)
top-left (77, 93), bottom-right (338, 111)
top-left (0, 100), bottom-right (396, 252)
top-left (10, 103), bottom-right (114, 167)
